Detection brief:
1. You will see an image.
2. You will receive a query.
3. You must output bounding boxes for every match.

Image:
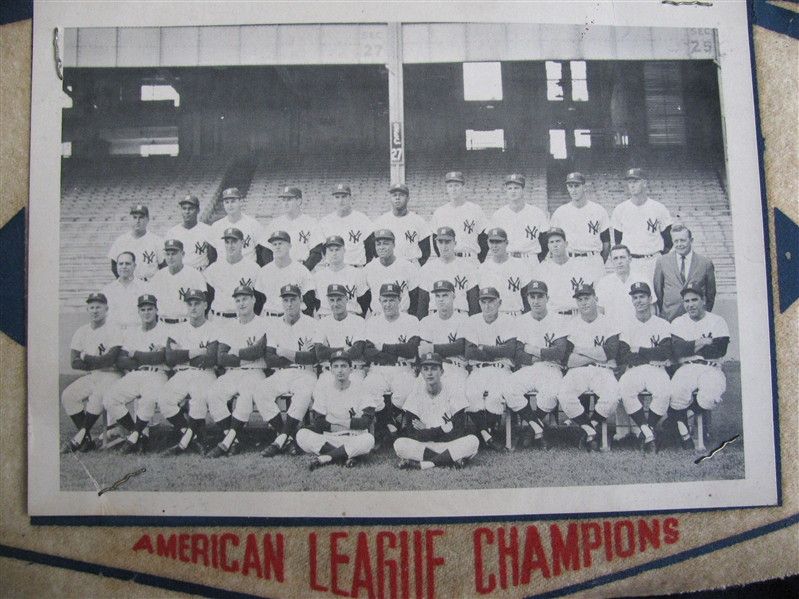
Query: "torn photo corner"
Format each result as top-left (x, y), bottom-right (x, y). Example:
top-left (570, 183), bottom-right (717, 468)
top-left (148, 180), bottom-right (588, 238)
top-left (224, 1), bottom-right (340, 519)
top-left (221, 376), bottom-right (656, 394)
top-left (27, 1), bottom-right (779, 519)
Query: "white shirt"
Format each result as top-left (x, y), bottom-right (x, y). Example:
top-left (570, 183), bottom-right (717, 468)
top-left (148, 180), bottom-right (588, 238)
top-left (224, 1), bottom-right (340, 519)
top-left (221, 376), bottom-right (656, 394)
top-left (312, 379), bottom-right (377, 430)
top-left (460, 313), bottom-right (517, 368)
top-left (209, 214), bottom-right (264, 262)
top-left (168, 320), bottom-right (219, 368)
top-left (489, 203), bottom-right (549, 255)
top-left (670, 312), bottom-right (730, 366)
top-left (121, 323), bottom-right (171, 370)
top-left (372, 211), bottom-right (432, 262)
top-left (429, 201), bottom-right (487, 256)
top-left (255, 261), bottom-right (314, 315)
top-left (403, 381), bottom-right (470, 430)
top-left (565, 313), bottom-right (621, 367)
top-left (365, 313), bottom-right (422, 347)
top-left (514, 311), bottom-right (570, 366)
top-left (149, 265), bottom-right (207, 320)
top-left (265, 314), bottom-right (318, 356)
top-left (419, 257), bottom-right (477, 313)
top-left (620, 314), bottom-right (672, 367)
top-left (313, 265), bottom-right (368, 317)
top-left (476, 256), bottom-right (537, 314)
top-left (419, 311), bottom-right (468, 345)
top-left (101, 278), bottom-right (152, 329)
top-left (165, 222), bottom-right (214, 270)
top-left (203, 259), bottom-right (261, 314)
top-left (218, 317), bottom-right (268, 368)
top-left (611, 198), bottom-right (673, 255)
top-left (363, 257), bottom-right (419, 315)
top-left (595, 271), bottom-right (655, 326)
top-left (70, 321), bottom-right (123, 372)
top-left (319, 210), bottom-right (373, 266)
top-left (537, 258), bottom-right (599, 314)
top-left (107, 231), bottom-right (164, 281)
top-left (261, 214), bottom-right (324, 264)
top-left (314, 314), bottom-right (368, 366)
top-left (549, 201), bottom-right (610, 253)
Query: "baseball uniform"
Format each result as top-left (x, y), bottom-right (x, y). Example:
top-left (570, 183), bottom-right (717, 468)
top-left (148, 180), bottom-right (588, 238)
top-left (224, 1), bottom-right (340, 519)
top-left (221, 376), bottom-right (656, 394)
top-left (149, 265), bottom-right (206, 323)
top-left (419, 311), bottom-right (469, 385)
top-left (363, 257), bottom-right (419, 316)
top-left (255, 261), bottom-right (314, 316)
top-left (549, 201), bottom-right (610, 282)
top-left (371, 211), bottom-right (432, 263)
top-left (362, 313), bottom-right (421, 410)
top-left (461, 313), bottom-right (517, 416)
top-left (419, 257), bottom-right (477, 314)
top-left (476, 257), bottom-right (536, 315)
top-left (314, 312), bottom-right (368, 385)
top-left (107, 231), bottom-right (164, 281)
top-left (101, 277), bottom-right (152, 330)
top-left (595, 272), bottom-right (655, 326)
top-left (312, 265), bottom-right (368, 317)
top-left (611, 198), bottom-right (673, 279)
top-left (429, 201), bottom-right (487, 259)
top-left (319, 210), bottom-right (374, 267)
top-left (489, 204), bottom-right (549, 257)
top-left (203, 258), bottom-right (261, 317)
top-left (262, 214), bottom-right (324, 265)
top-left (537, 258), bottom-right (598, 315)
top-left (165, 222), bottom-right (214, 271)
top-left (618, 314), bottom-right (672, 417)
top-left (209, 214), bottom-right (264, 262)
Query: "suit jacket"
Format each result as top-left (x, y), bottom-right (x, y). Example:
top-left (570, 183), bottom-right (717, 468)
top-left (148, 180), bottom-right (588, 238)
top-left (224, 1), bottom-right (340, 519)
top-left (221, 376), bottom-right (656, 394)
top-left (653, 250), bottom-right (716, 321)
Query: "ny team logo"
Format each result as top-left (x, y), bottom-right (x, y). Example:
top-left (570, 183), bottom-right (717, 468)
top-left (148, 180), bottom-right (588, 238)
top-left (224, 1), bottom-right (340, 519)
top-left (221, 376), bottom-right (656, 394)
top-left (349, 407), bottom-right (357, 418)
top-left (646, 218), bottom-right (660, 233)
top-left (298, 230), bottom-right (311, 244)
top-left (142, 251), bottom-right (156, 264)
top-left (588, 220), bottom-right (600, 235)
top-left (194, 241), bottom-right (209, 255)
top-left (344, 285), bottom-right (357, 300)
top-left (395, 280), bottom-right (408, 293)
top-left (570, 277), bottom-right (585, 290)
top-left (398, 335), bottom-right (408, 343)
top-left (508, 277), bottom-right (521, 292)
top-left (544, 333), bottom-right (555, 347)
top-left (148, 343), bottom-right (158, 351)
top-left (298, 337), bottom-right (312, 350)
top-left (593, 335), bottom-right (605, 347)
top-left (178, 287), bottom-right (190, 301)
top-left (701, 332), bottom-right (714, 339)
top-left (463, 220), bottom-right (475, 234)
top-left (525, 225), bottom-right (538, 240)
top-left (349, 230), bottom-right (362, 244)
top-left (246, 336), bottom-right (257, 347)
top-left (495, 335), bottom-right (505, 346)
top-left (650, 335), bottom-right (661, 347)
top-left (199, 340), bottom-right (208, 348)
top-left (442, 413), bottom-right (453, 425)
top-left (453, 275), bottom-right (468, 290)
top-left (242, 234), bottom-right (252, 248)
top-left (405, 231), bottom-right (418, 244)
top-left (238, 277), bottom-right (254, 288)
top-left (97, 343), bottom-right (106, 355)
top-left (448, 332), bottom-right (457, 343)
top-left (345, 335), bottom-right (354, 347)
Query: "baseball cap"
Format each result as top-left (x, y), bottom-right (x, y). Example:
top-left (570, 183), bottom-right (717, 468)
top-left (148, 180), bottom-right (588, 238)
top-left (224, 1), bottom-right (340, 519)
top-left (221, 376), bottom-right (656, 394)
top-left (432, 280), bottom-right (455, 293)
top-left (86, 292), bottom-right (108, 304)
top-left (327, 284), bottom-right (347, 297)
top-left (487, 227), bottom-right (508, 242)
top-left (130, 204), bottom-right (149, 217)
top-left (629, 282), bottom-right (652, 296)
top-left (379, 283), bottom-right (402, 297)
top-left (332, 184), bottom-right (351, 195)
top-left (572, 284), bottom-right (596, 298)
top-left (278, 186), bottom-right (302, 199)
top-left (419, 352), bottom-right (444, 367)
top-left (374, 228), bottom-right (395, 241)
top-left (137, 294), bottom-right (158, 307)
top-left (268, 230), bottom-right (292, 244)
top-left (184, 288), bottom-right (207, 302)
top-left (547, 227), bottom-right (567, 241)
top-left (445, 171), bottom-right (465, 184)
top-left (624, 168), bottom-right (646, 180)
top-left (279, 284), bottom-right (302, 297)
top-left (221, 227), bottom-right (244, 241)
top-left (435, 226), bottom-right (456, 240)
top-left (329, 349), bottom-right (352, 365)
top-left (504, 174), bottom-right (526, 187)
top-left (179, 195), bottom-right (200, 207)
top-left (565, 172), bottom-right (586, 185)
top-left (680, 285), bottom-right (705, 298)
top-left (164, 239), bottom-right (184, 251)
top-left (526, 280), bottom-right (549, 295)
top-left (479, 287), bottom-right (500, 300)
top-left (232, 285), bottom-right (255, 298)
top-left (324, 235), bottom-right (345, 248)
top-left (221, 188), bottom-right (241, 200)
top-left (389, 183), bottom-right (409, 195)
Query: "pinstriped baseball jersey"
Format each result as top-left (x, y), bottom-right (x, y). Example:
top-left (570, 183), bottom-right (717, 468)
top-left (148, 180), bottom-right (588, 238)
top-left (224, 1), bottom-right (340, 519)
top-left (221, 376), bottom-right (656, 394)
top-left (372, 211), bottom-right (432, 262)
top-left (255, 261), bottom-right (314, 315)
top-left (319, 210), bottom-right (373, 266)
top-left (365, 313), bottom-right (421, 347)
top-left (265, 314), bottom-right (317, 354)
top-left (670, 312), bottom-right (730, 366)
top-left (121, 323), bottom-right (171, 356)
top-left (488, 204), bottom-right (549, 255)
top-left (363, 257), bottom-right (419, 315)
top-left (403, 381), bottom-right (469, 429)
top-left (419, 257), bottom-right (477, 313)
top-left (70, 322), bottom-right (122, 367)
top-left (312, 379), bottom-right (377, 422)
top-left (514, 311), bottom-right (570, 359)
top-left (476, 257), bottom-right (537, 313)
top-left (107, 231), bottom-right (164, 281)
top-left (565, 313), bottom-right (621, 367)
top-left (460, 314), bottom-right (517, 368)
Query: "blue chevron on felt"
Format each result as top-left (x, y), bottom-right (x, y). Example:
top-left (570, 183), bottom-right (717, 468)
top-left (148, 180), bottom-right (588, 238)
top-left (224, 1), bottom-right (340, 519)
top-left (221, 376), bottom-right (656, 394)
top-left (0, 208), bottom-right (25, 345)
top-left (775, 208), bottom-right (799, 313)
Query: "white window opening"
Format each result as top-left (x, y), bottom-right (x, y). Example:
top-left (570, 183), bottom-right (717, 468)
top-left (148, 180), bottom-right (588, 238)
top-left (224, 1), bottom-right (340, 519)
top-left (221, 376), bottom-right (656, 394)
top-left (549, 129), bottom-right (567, 159)
top-left (466, 129), bottom-right (505, 151)
top-left (463, 62), bottom-right (503, 101)
top-left (61, 142), bottom-right (72, 158)
top-left (571, 61), bottom-right (589, 102)
top-left (141, 84), bottom-right (180, 107)
top-left (574, 129), bottom-right (592, 148)
top-left (546, 61), bottom-right (564, 101)
top-left (140, 143), bottom-right (179, 157)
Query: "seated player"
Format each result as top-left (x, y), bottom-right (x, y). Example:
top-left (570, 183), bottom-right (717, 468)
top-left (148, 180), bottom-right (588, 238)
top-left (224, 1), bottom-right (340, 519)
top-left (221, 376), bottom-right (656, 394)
top-left (394, 353), bottom-right (480, 470)
top-left (297, 350), bottom-right (377, 471)
top-left (418, 280), bottom-right (469, 387)
top-left (418, 227), bottom-right (479, 317)
top-left (312, 236), bottom-right (369, 318)
top-left (314, 284), bottom-right (368, 387)
top-left (61, 293), bottom-right (122, 453)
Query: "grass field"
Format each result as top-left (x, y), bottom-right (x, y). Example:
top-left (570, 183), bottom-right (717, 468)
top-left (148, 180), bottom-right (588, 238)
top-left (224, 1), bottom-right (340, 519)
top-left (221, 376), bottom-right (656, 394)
top-left (59, 364), bottom-right (744, 493)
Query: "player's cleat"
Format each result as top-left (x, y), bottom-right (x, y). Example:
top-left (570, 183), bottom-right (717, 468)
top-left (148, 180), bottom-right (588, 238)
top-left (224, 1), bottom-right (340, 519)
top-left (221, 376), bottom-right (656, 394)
top-left (398, 459), bottom-right (420, 470)
top-left (136, 435), bottom-right (150, 454)
top-left (206, 443), bottom-right (228, 459)
top-left (518, 427), bottom-right (535, 449)
top-left (62, 439), bottom-right (81, 454)
top-left (309, 458), bottom-right (325, 471)
top-left (680, 435), bottom-right (695, 451)
top-left (578, 433), bottom-right (598, 453)
top-left (186, 439), bottom-right (206, 455)
top-left (78, 435), bottom-right (97, 453)
top-left (162, 444), bottom-right (185, 457)
top-left (484, 437), bottom-right (509, 453)
top-left (261, 443), bottom-right (281, 458)
top-left (120, 438), bottom-right (140, 454)
top-left (285, 438), bottom-right (300, 456)
top-left (227, 438), bottom-right (243, 456)
top-left (345, 458), bottom-right (358, 468)
top-left (452, 459), bottom-right (465, 470)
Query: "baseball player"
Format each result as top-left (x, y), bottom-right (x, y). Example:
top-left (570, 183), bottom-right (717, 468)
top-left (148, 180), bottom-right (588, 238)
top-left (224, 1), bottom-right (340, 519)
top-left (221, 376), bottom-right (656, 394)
top-left (394, 353), bottom-right (480, 470)
top-left (363, 229), bottom-right (420, 317)
top-left (159, 289), bottom-right (219, 455)
top-left (149, 239), bottom-right (207, 326)
top-left (101, 251), bottom-right (151, 330)
top-left (557, 284), bottom-right (622, 451)
top-left (107, 204), bottom-right (164, 281)
top-left (312, 236), bottom-right (369, 318)
top-left (549, 172), bottom-right (610, 282)
top-left (476, 228), bottom-right (536, 316)
top-left (261, 186), bottom-right (325, 270)
top-left (205, 285), bottom-right (267, 458)
top-left (429, 172), bottom-right (487, 263)
top-left (297, 350), bottom-right (377, 471)
top-left (257, 284), bottom-right (319, 457)
top-left (488, 174), bottom-right (549, 263)
top-left (255, 231), bottom-right (315, 317)
top-left (595, 244), bottom-right (654, 326)
top-left (537, 228), bottom-right (598, 316)
top-left (669, 286), bottom-right (730, 449)
top-left (501, 281), bottom-right (570, 449)
top-left (611, 168), bottom-right (673, 280)
top-left (61, 293), bottom-right (123, 453)
top-left (203, 227), bottom-right (263, 319)
top-left (461, 287), bottom-right (518, 452)
top-left (616, 282), bottom-right (672, 451)
top-left (313, 284), bottom-right (368, 387)
top-left (102, 294), bottom-right (172, 454)
top-left (319, 183), bottom-right (374, 267)
top-left (362, 283), bottom-right (422, 442)
top-left (418, 227), bottom-right (479, 317)
top-left (418, 280), bottom-right (469, 387)
top-left (165, 194), bottom-right (217, 271)
top-left (371, 183), bottom-right (432, 265)
top-left (208, 188), bottom-right (264, 263)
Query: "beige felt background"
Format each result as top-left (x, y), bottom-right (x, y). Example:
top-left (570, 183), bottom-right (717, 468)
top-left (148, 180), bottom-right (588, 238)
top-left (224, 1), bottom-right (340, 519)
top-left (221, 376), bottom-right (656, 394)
top-left (1, 17), bottom-right (797, 598)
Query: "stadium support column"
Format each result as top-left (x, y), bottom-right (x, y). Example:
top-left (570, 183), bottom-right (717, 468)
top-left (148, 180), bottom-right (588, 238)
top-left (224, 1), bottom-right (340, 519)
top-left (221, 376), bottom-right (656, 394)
top-left (387, 22), bottom-right (405, 184)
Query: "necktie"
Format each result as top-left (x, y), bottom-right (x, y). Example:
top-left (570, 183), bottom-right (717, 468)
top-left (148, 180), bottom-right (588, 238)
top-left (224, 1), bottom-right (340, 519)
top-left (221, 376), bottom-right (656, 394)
top-left (680, 255), bottom-right (686, 284)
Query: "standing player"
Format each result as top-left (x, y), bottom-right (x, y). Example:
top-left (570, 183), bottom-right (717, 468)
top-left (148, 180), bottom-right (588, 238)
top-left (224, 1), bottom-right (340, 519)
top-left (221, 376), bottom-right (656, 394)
top-left (418, 280), bottom-right (469, 387)
top-left (549, 172), bottom-right (610, 282)
top-left (461, 287), bottom-right (518, 452)
top-left (102, 252), bottom-right (151, 331)
top-left (262, 186), bottom-right (325, 270)
top-left (297, 350), bottom-right (376, 470)
top-left (159, 289), bottom-right (219, 455)
top-left (363, 229), bottom-right (419, 317)
top-left (429, 172), bottom-right (487, 263)
top-left (611, 168), bottom-right (673, 280)
top-left (257, 285), bottom-right (319, 457)
top-left (617, 282), bottom-right (672, 451)
top-left (502, 281), bottom-right (570, 448)
top-left (669, 286), bottom-right (730, 449)
top-left (165, 195), bottom-right (217, 271)
top-left (394, 353), bottom-right (480, 470)
top-left (371, 184), bottom-right (432, 265)
top-left (488, 174), bottom-right (548, 263)
top-left (208, 188), bottom-right (264, 263)
top-left (476, 228), bottom-right (536, 316)
top-left (595, 245), bottom-right (653, 325)
top-left (537, 228), bottom-right (598, 316)
top-left (102, 294), bottom-right (171, 454)
top-left (206, 285), bottom-right (267, 458)
top-left (312, 236), bottom-right (369, 318)
top-left (319, 184), bottom-right (373, 267)
top-left (61, 293), bottom-right (122, 453)
top-left (107, 204), bottom-right (164, 281)
top-left (314, 284), bottom-right (368, 386)
top-left (418, 227), bottom-right (479, 317)
top-left (149, 239), bottom-right (207, 325)
top-left (203, 228), bottom-right (263, 319)
top-left (255, 231), bottom-right (315, 317)
top-left (557, 285), bottom-right (622, 451)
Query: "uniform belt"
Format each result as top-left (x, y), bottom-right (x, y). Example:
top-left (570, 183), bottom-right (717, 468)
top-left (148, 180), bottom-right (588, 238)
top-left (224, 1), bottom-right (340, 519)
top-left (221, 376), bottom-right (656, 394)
top-left (323, 363), bottom-right (365, 371)
top-left (228, 366), bottom-right (264, 371)
top-left (212, 310), bottom-right (238, 318)
top-left (373, 361), bottom-right (412, 369)
top-left (455, 251), bottom-right (475, 257)
top-left (586, 363), bottom-right (613, 369)
top-left (137, 366), bottom-right (166, 372)
top-left (682, 359), bottom-right (720, 368)
top-left (510, 251), bottom-right (534, 258)
top-left (558, 309), bottom-right (577, 315)
top-left (262, 311), bottom-right (285, 317)
top-left (276, 364), bottom-right (315, 371)
top-left (160, 317), bottom-right (187, 324)
top-left (446, 359), bottom-right (467, 369)
top-left (174, 366), bottom-right (203, 372)
top-left (631, 253), bottom-right (658, 259)
top-left (473, 362), bottom-right (507, 369)
top-left (568, 251), bottom-right (598, 257)
top-left (502, 310), bottom-right (523, 317)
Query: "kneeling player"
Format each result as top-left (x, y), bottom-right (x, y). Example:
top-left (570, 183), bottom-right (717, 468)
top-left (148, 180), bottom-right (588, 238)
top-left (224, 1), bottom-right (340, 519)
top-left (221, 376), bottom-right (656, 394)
top-left (394, 353), bottom-right (479, 470)
top-left (296, 351), bottom-right (376, 470)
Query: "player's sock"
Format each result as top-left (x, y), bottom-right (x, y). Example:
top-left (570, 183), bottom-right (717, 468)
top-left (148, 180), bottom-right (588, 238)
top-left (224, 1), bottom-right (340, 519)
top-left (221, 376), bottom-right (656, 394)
top-left (117, 413), bottom-right (136, 432)
top-left (316, 455), bottom-right (333, 465)
top-left (327, 446), bottom-right (348, 464)
top-left (167, 414), bottom-right (186, 430)
top-left (273, 434), bottom-right (288, 449)
top-left (319, 442), bottom-right (336, 455)
top-left (69, 412), bottom-right (85, 430)
top-left (220, 417), bottom-right (247, 450)
top-left (178, 427), bottom-right (195, 450)
top-left (216, 416), bottom-right (232, 433)
top-left (573, 412), bottom-right (597, 437)
top-left (283, 416), bottom-right (300, 440)
top-left (646, 410), bottom-right (662, 428)
top-left (134, 417), bottom-right (149, 434)
top-left (670, 408), bottom-right (690, 438)
top-left (82, 412), bottom-right (100, 434)
top-left (422, 448), bottom-right (440, 461)
top-left (628, 409), bottom-right (654, 440)
top-left (430, 450), bottom-right (454, 467)
top-left (420, 461), bottom-right (435, 470)
top-left (267, 414), bottom-right (284, 434)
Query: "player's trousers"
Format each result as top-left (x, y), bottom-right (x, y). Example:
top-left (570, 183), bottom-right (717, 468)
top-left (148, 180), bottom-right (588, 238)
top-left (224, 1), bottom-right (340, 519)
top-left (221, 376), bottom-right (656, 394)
top-left (442, 363), bottom-right (469, 387)
top-left (158, 368), bottom-right (217, 420)
top-left (252, 366), bottom-right (317, 422)
top-left (61, 371), bottom-right (122, 417)
top-left (296, 429), bottom-right (375, 458)
top-left (557, 365), bottom-right (621, 419)
top-left (207, 368), bottom-right (265, 423)
top-left (363, 365), bottom-right (418, 410)
top-left (503, 362), bottom-right (564, 413)
top-left (465, 364), bottom-right (512, 415)
top-left (103, 369), bottom-right (169, 423)
top-left (670, 364), bottom-right (726, 410)
top-left (619, 364), bottom-right (671, 416)
top-left (394, 435), bottom-right (480, 462)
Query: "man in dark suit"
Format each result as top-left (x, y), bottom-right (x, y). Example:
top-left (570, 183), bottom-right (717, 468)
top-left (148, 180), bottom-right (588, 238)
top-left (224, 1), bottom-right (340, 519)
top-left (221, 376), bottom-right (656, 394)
top-left (653, 224), bottom-right (716, 321)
